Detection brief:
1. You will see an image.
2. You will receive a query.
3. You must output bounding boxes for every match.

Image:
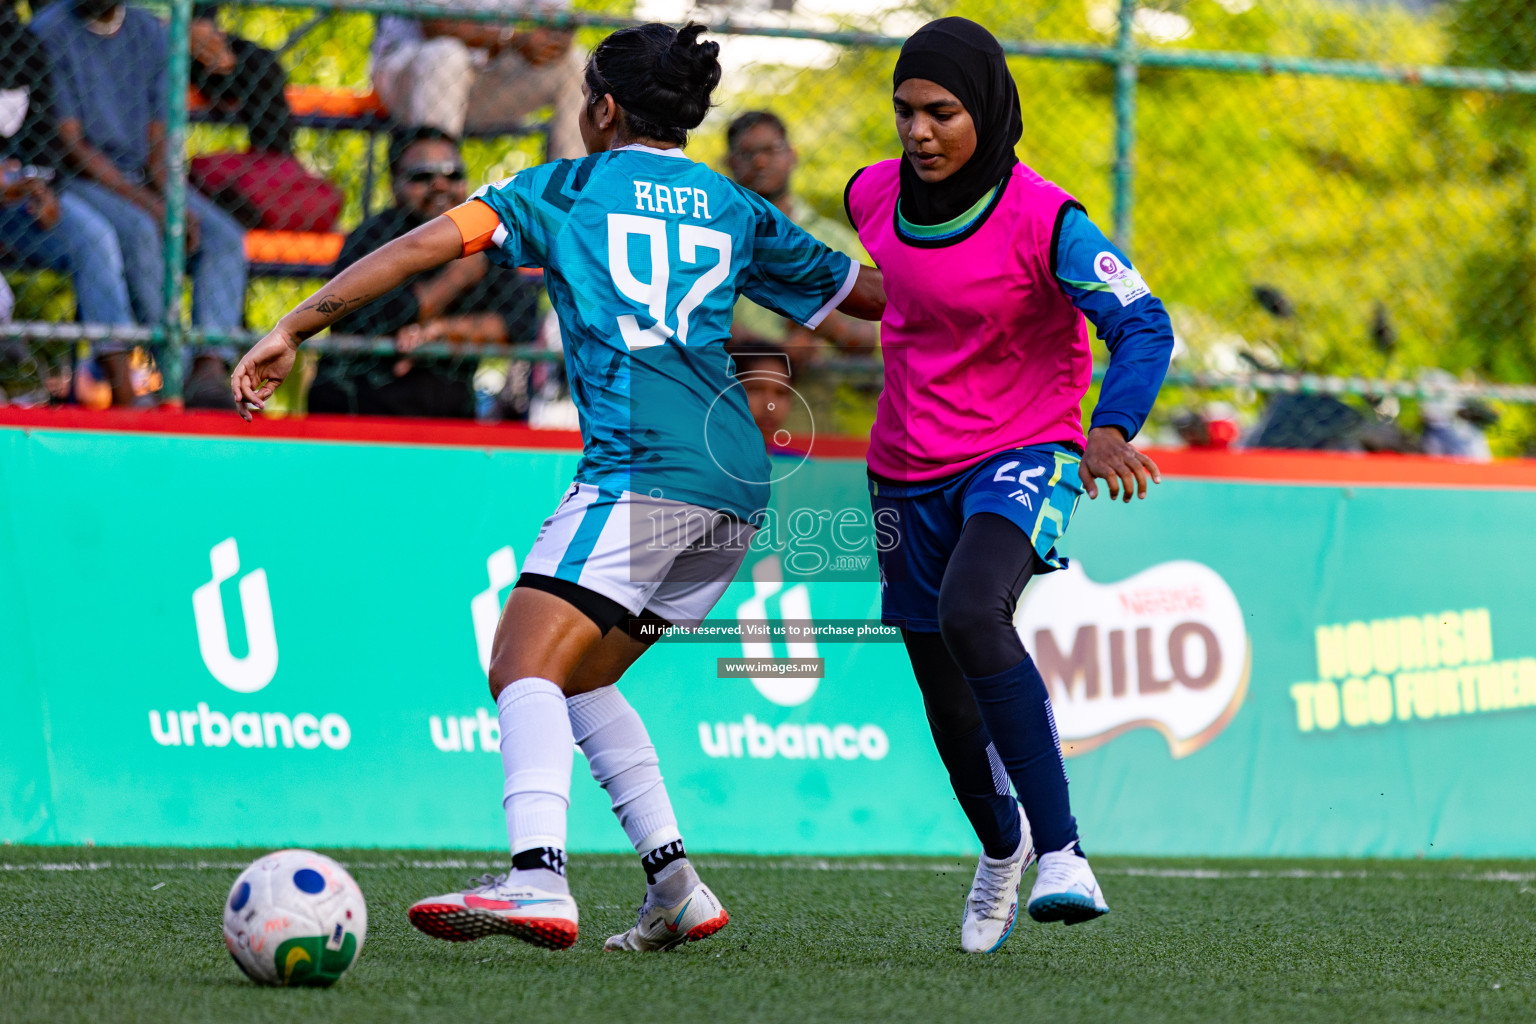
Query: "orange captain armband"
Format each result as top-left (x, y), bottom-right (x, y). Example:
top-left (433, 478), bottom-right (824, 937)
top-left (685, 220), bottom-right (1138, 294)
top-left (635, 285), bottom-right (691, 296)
top-left (445, 199), bottom-right (502, 256)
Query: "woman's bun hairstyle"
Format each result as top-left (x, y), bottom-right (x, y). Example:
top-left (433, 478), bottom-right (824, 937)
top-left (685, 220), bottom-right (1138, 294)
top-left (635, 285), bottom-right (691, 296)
top-left (586, 22), bottom-right (721, 146)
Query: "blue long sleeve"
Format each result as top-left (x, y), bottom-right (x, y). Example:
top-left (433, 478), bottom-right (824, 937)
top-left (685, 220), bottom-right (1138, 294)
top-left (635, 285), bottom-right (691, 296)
top-left (1052, 206), bottom-right (1174, 440)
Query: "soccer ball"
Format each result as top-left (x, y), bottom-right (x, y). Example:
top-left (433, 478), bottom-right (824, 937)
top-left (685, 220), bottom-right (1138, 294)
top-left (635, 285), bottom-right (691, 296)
top-left (223, 849), bottom-right (367, 987)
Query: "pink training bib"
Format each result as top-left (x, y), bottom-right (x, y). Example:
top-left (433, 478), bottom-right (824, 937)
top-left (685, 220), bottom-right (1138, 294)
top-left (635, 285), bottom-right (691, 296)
top-left (848, 159), bottom-right (1092, 482)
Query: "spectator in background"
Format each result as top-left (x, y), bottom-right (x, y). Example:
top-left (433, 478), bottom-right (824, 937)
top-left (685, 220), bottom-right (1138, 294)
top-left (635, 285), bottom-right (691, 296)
top-left (31, 0), bottom-right (247, 405)
top-left (1, 0), bottom-right (134, 335)
top-left (370, 0), bottom-right (584, 160)
top-left (726, 110), bottom-right (877, 359)
top-left (188, 3), bottom-right (293, 156)
top-left (727, 338), bottom-right (806, 456)
top-left (1419, 369), bottom-right (1495, 461)
top-left (307, 127), bottom-right (540, 418)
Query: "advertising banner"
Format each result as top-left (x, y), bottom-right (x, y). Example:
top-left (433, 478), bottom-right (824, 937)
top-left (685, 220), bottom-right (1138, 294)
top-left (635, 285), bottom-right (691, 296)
top-left (3, 422), bottom-right (1536, 857)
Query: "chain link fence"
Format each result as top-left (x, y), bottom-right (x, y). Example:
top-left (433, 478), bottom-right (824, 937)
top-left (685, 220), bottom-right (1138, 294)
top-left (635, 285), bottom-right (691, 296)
top-left (1, 0), bottom-right (1534, 452)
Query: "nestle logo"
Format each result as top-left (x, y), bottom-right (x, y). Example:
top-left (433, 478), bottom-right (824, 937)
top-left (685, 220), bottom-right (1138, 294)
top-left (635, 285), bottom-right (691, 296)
top-left (1015, 561), bottom-right (1250, 759)
top-left (1117, 586), bottom-right (1205, 616)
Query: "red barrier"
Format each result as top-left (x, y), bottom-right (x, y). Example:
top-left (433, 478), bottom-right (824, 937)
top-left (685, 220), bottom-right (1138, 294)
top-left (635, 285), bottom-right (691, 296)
top-left (2, 407), bottom-right (1533, 489)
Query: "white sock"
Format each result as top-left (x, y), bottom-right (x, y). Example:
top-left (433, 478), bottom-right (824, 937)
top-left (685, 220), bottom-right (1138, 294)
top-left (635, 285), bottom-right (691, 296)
top-left (567, 686), bottom-right (681, 850)
top-left (567, 687), bottom-right (698, 903)
top-left (497, 677), bottom-right (573, 884)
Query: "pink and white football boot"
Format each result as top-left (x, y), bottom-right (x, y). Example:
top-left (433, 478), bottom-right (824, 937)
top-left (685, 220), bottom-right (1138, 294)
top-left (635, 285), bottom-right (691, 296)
top-left (408, 872), bottom-right (578, 950)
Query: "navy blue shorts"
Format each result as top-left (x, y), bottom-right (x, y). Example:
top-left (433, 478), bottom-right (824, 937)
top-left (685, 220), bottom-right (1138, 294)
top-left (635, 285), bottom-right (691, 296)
top-left (869, 444), bottom-right (1085, 632)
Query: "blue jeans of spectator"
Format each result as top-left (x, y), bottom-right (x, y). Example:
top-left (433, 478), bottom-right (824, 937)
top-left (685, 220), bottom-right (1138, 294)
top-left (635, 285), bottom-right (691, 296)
top-left (0, 192), bottom-right (135, 326)
top-left (64, 179), bottom-right (247, 330)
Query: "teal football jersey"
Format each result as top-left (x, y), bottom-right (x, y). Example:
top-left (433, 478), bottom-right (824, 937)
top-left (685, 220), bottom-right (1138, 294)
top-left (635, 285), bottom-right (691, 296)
top-left (469, 144), bottom-right (857, 519)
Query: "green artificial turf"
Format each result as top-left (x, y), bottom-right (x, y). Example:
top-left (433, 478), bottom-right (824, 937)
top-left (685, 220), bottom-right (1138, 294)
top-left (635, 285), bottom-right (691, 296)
top-left (1, 846), bottom-right (1533, 1023)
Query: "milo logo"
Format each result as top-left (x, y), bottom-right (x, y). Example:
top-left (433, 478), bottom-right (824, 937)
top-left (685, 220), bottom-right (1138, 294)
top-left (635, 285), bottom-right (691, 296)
top-left (1014, 560), bottom-right (1249, 758)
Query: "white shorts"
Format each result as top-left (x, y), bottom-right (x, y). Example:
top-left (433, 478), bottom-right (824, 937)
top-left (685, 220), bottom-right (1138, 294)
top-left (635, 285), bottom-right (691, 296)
top-left (520, 482), bottom-right (756, 625)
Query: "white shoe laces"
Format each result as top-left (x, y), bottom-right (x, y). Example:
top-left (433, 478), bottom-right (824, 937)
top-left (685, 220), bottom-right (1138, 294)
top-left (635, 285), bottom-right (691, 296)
top-left (967, 861), bottom-right (1013, 916)
top-left (464, 871), bottom-right (507, 893)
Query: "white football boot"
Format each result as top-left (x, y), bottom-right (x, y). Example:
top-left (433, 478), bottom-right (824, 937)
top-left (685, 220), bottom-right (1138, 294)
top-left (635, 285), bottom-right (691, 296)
top-left (960, 805), bottom-right (1036, 953)
top-left (408, 872), bottom-right (579, 950)
top-left (1026, 843), bottom-right (1110, 925)
top-left (604, 880), bottom-right (729, 952)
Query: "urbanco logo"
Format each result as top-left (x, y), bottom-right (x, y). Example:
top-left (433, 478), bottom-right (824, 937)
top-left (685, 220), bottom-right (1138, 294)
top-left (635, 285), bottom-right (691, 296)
top-left (192, 538), bottom-right (278, 693)
top-left (701, 556), bottom-right (889, 762)
top-left (425, 547), bottom-right (518, 754)
top-left (155, 539), bottom-right (348, 751)
top-left (735, 555), bottom-right (818, 707)
top-left (471, 546), bottom-right (518, 675)
top-left (1015, 560), bottom-right (1249, 759)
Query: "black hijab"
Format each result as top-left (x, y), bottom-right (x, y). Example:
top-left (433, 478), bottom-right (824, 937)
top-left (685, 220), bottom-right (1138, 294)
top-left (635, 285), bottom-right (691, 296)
top-left (892, 18), bottom-right (1022, 226)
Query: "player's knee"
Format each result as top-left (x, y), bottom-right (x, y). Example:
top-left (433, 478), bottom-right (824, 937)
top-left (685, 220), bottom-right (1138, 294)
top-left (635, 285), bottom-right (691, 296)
top-left (936, 580), bottom-right (1024, 678)
top-left (935, 583), bottom-right (993, 655)
top-left (487, 660), bottom-right (570, 701)
top-left (566, 659), bottom-right (625, 696)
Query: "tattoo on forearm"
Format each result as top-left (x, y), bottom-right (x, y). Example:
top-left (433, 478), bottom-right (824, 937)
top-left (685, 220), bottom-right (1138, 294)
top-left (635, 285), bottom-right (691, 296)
top-left (299, 292), bottom-right (357, 317)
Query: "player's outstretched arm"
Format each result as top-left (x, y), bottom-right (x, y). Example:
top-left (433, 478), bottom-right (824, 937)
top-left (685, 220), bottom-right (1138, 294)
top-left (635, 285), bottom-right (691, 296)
top-left (837, 265), bottom-right (886, 321)
top-left (1079, 425), bottom-right (1161, 503)
top-left (230, 217), bottom-right (465, 420)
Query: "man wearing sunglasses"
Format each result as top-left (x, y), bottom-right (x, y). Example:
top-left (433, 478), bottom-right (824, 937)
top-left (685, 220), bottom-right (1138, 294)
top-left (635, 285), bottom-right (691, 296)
top-left (307, 127), bottom-right (541, 418)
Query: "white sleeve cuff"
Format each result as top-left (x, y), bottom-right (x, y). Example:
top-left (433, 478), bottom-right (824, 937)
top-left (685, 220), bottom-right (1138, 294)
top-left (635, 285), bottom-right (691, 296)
top-left (801, 257), bottom-right (860, 330)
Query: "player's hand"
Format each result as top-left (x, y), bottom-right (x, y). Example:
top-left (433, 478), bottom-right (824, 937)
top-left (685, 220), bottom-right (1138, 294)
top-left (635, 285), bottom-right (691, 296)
top-left (1080, 425), bottom-right (1160, 502)
top-left (230, 327), bottom-right (300, 422)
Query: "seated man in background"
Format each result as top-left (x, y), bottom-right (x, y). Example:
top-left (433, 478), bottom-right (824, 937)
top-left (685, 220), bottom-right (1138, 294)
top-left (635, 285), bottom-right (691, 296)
top-left (370, 0), bottom-right (583, 160)
top-left (307, 127), bottom-right (540, 418)
top-left (31, 0), bottom-right (248, 405)
top-left (726, 110), bottom-right (876, 361)
top-left (1, 0), bottom-right (134, 343)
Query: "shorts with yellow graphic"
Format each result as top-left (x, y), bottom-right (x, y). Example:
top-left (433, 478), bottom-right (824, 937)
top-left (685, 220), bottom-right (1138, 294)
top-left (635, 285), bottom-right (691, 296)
top-left (868, 444), bottom-right (1084, 632)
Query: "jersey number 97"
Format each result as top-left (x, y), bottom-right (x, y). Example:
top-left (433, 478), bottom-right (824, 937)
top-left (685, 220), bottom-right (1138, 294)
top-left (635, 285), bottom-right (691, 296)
top-left (608, 213), bottom-right (733, 351)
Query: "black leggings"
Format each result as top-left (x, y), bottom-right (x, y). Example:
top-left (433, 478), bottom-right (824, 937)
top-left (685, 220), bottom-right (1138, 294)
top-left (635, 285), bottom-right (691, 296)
top-left (907, 512), bottom-right (1037, 728)
top-left (902, 513), bottom-right (1046, 856)
top-left (908, 512), bottom-right (1083, 853)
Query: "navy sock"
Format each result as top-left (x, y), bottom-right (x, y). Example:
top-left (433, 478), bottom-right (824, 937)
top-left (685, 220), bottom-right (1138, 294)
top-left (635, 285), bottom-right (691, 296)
top-left (965, 655), bottom-right (1079, 853)
top-left (927, 719), bottom-right (1021, 860)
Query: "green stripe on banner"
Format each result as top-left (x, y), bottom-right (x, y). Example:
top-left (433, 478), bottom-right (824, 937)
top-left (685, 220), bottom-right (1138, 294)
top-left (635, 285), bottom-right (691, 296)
top-left (4, 425), bottom-right (1536, 857)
